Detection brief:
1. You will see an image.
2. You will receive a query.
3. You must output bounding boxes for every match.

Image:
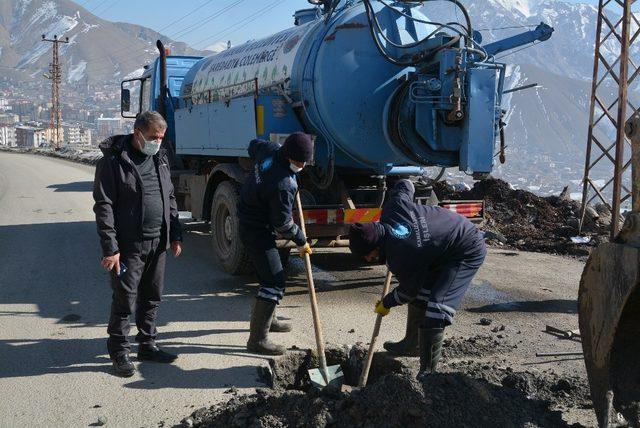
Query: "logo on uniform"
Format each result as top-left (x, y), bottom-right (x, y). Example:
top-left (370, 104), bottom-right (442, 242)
top-left (260, 157), bottom-right (273, 171)
top-left (390, 223), bottom-right (411, 239)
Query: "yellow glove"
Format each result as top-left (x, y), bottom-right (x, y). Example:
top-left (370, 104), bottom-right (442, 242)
top-left (298, 243), bottom-right (313, 258)
top-left (374, 300), bottom-right (390, 316)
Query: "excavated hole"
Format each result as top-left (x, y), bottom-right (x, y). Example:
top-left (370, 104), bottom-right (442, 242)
top-left (187, 343), bottom-right (592, 427)
top-left (257, 344), bottom-right (409, 391)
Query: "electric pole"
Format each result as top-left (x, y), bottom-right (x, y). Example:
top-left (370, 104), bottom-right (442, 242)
top-left (579, 0), bottom-right (639, 239)
top-left (42, 34), bottom-right (68, 150)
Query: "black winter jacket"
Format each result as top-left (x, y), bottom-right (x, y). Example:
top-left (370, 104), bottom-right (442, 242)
top-left (92, 134), bottom-right (182, 257)
top-left (237, 139), bottom-right (306, 246)
top-left (381, 179), bottom-right (486, 308)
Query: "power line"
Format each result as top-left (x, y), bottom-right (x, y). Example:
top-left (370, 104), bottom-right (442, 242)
top-left (192, 0), bottom-right (284, 49)
top-left (169, 0), bottom-right (246, 40)
top-left (157, 0), bottom-right (214, 33)
top-left (68, 1), bottom-right (244, 70)
top-left (88, 0), bottom-right (110, 14)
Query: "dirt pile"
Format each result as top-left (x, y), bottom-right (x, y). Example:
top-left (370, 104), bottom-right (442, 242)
top-left (184, 345), bottom-right (590, 428)
top-left (433, 179), bottom-right (610, 257)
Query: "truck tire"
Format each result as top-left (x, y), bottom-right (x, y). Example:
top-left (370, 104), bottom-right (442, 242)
top-left (210, 181), bottom-right (252, 275)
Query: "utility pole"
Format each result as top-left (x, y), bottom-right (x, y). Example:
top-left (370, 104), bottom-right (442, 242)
top-left (579, 0), bottom-right (639, 240)
top-left (42, 34), bottom-right (68, 150)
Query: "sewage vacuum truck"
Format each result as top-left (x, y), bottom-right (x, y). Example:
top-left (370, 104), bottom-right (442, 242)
top-left (120, 0), bottom-right (553, 274)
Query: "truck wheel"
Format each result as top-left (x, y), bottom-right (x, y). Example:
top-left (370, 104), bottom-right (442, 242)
top-left (211, 181), bottom-right (252, 275)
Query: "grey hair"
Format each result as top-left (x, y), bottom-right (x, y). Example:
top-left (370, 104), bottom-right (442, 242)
top-left (134, 111), bottom-right (167, 132)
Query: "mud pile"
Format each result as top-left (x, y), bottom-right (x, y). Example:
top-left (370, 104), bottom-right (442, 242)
top-left (433, 179), bottom-right (610, 257)
top-left (184, 344), bottom-right (590, 428)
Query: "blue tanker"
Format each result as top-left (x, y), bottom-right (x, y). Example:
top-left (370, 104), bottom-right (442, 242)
top-left (121, 0), bottom-right (553, 274)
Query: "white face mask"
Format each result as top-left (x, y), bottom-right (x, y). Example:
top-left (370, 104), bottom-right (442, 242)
top-left (138, 132), bottom-right (161, 156)
top-left (290, 162), bottom-right (304, 173)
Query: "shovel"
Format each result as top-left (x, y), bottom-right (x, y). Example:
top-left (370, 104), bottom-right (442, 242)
top-left (295, 191), bottom-right (344, 389)
top-left (358, 269), bottom-right (393, 388)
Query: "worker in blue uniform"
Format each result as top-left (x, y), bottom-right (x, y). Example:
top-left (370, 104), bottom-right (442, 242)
top-left (349, 179), bottom-right (486, 378)
top-left (238, 133), bottom-right (314, 355)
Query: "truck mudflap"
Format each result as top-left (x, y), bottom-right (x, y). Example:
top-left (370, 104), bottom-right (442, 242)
top-left (286, 200), bottom-right (484, 246)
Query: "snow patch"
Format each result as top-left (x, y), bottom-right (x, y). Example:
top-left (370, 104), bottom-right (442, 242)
top-left (17, 14), bottom-right (79, 67)
top-left (67, 60), bottom-right (87, 82)
top-left (80, 22), bottom-right (99, 34)
top-left (123, 68), bottom-right (145, 80)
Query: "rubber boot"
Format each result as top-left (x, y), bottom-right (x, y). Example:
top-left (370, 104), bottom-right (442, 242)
top-left (269, 307), bottom-right (292, 333)
top-left (417, 327), bottom-right (444, 380)
top-left (383, 302), bottom-right (424, 356)
top-left (247, 298), bottom-right (285, 355)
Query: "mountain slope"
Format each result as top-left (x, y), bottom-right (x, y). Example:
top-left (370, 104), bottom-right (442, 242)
top-left (0, 0), bottom-right (207, 84)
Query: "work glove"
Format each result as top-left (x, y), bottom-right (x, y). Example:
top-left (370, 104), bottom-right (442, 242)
top-left (374, 300), bottom-right (390, 317)
top-left (298, 243), bottom-right (313, 258)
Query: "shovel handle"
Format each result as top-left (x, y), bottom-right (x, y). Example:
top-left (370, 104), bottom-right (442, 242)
top-left (296, 191), bottom-right (328, 381)
top-left (358, 269), bottom-right (393, 388)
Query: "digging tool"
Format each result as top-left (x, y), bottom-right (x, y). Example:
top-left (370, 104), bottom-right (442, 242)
top-left (358, 269), bottom-right (393, 388)
top-left (545, 325), bottom-right (581, 340)
top-left (295, 191), bottom-right (344, 389)
top-left (579, 114), bottom-right (640, 425)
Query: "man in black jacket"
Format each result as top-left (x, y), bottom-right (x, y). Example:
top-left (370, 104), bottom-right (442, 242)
top-left (93, 111), bottom-right (183, 377)
top-left (238, 133), bottom-right (313, 355)
top-left (349, 179), bottom-right (486, 378)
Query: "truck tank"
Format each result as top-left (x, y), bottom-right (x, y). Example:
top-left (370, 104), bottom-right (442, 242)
top-left (177, 1), bottom-right (552, 179)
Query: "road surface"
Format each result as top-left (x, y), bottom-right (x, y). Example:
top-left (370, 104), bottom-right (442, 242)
top-left (0, 152), bottom-right (590, 427)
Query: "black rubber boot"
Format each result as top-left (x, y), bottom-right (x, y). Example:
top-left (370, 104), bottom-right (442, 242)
top-left (383, 302), bottom-right (424, 356)
top-left (247, 299), bottom-right (285, 355)
top-left (417, 327), bottom-right (444, 380)
top-left (269, 307), bottom-right (292, 333)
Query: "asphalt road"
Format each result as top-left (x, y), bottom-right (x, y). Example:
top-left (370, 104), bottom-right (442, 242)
top-left (0, 152), bottom-right (590, 427)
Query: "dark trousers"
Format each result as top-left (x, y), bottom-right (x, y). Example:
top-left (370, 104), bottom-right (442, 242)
top-left (420, 245), bottom-right (487, 328)
top-left (239, 225), bottom-right (286, 304)
top-left (107, 237), bottom-right (166, 359)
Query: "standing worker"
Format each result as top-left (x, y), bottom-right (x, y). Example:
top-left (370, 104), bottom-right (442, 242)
top-left (93, 111), bottom-right (183, 377)
top-left (348, 179), bottom-right (486, 378)
top-left (238, 133), bottom-right (314, 355)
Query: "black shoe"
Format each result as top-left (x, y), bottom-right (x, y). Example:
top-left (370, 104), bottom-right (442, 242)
top-left (137, 345), bottom-right (178, 363)
top-left (112, 354), bottom-right (135, 377)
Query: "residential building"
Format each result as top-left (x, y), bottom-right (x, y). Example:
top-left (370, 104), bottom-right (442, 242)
top-left (0, 113), bottom-right (19, 126)
top-left (96, 117), bottom-right (127, 140)
top-left (0, 126), bottom-right (16, 146)
top-left (62, 123), bottom-right (92, 146)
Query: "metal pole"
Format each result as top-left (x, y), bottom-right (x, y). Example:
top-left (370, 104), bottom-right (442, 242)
top-left (579, 0), bottom-right (605, 233)
top-left (610, 1), bottom-right (633, 239)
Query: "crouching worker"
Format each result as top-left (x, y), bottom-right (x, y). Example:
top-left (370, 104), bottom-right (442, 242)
top-left (238, 133), bottom-right (314, 355)
top-left (348, 179), bottom-right (486, 377)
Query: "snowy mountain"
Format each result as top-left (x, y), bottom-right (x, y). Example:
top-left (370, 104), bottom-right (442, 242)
top-left (0, 0), bottom-right (206, 84)
top-left (425, 0), bottom-right (630, 190)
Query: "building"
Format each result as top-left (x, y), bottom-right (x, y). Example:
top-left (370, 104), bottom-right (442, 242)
top-left (0, 126), bottom-right (16, 147)
top-left (62, 123), bottom-right (92, 146)
top-left (15, 123), bottom-right (62, 148)
top-left (0, 113), bottom-right (19, 126)
top-left (96, 117), bottom-right (127, 140)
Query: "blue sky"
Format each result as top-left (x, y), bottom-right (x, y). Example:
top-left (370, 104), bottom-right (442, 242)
top-left (74, 0), bottom-right (598, 51)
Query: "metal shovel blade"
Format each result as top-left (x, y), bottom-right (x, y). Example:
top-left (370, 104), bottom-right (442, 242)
top-left (308, 365), bottom-right (344, 389)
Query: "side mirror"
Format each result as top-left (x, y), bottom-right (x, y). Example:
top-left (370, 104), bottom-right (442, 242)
top-left (121, 89), bottom-right (131, 112)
